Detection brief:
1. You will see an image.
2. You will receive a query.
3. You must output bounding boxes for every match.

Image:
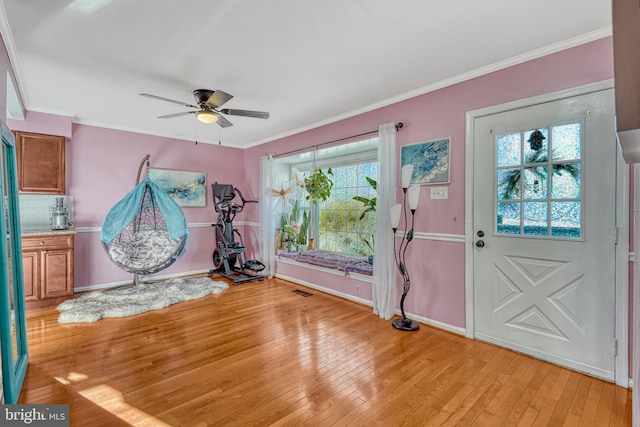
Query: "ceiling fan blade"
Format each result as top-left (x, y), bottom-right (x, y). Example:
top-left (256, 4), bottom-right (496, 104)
top-left (140, 93), bottom-right (198, 109)
top-left (157, 111), bottom-right (197, 119)
top-left (206, 90), bottom-right (234, 108)
top-left (215, 113), bottom-right (234, 128)
top-left (220, 108), bottom-right (269, 119)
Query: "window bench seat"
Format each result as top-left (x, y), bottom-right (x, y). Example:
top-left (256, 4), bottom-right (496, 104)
top-left (278, 250), bottom-right (373, 276)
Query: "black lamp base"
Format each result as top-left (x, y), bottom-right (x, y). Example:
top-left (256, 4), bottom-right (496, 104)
top-left (392, 317), bottom-right (420, 331)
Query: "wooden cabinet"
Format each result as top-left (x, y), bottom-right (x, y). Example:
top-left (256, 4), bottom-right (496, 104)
top-left (21, 234), bottom-right (74, 307)
top-left (14, 131), bottom-right (66, 194)
top-left (21, 250), bottom-right (38, 301)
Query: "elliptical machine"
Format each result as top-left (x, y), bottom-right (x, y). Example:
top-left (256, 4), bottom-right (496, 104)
top-left (208, 182), bottom-right (265, 284)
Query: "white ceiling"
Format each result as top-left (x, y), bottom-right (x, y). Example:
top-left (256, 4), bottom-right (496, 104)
top-left (0, 0), bottom-right (612, 148)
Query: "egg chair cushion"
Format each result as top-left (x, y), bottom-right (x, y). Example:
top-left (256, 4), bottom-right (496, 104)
top-left (108, 230), bottom-right (185, 272)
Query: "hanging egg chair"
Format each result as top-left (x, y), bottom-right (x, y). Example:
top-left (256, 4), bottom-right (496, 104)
top-left (100, 155), bottom-right (189, 280)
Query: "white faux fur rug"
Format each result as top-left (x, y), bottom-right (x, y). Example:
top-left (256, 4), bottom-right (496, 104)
top-left (57, 277), bottom-right (228, 324)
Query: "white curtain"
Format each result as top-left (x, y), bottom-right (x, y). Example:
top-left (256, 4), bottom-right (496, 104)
top-left (260, 155), bottom-right (277, 278)
top-left (372, 122), bottom-right (398, 319)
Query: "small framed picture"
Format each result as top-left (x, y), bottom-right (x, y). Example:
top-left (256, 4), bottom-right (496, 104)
top-left (400, 138), bottom-right (450, 185)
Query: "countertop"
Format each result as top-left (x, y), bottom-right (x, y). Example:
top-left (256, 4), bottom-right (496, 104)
top-left (21, 228), bottom-right (77, 237)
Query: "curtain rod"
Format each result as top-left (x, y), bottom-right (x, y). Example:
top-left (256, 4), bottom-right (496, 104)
top-left (273, 122), bottom-right (403, 159)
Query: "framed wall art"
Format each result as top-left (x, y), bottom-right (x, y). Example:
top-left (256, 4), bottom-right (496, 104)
top-left (400, 137), bottom-right (450, 185)
top-left (148, 168), bottom-right (207, 207)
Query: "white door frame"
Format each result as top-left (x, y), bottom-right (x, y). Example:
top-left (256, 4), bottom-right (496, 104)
top-left (464, 79), bottom-right (629, 387)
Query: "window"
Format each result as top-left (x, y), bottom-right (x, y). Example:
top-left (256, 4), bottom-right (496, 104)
top-left (495, 121), bottom-right (582, 239)
top-left (281, 138), bottom-right (378, 256)
top-left (316, 161), bottom-right (377, 255)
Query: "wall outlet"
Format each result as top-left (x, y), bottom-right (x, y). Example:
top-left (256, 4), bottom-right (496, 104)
top-left (430, 187), bottom-right (448, 199)
top-left (355, 284), bottom-right (360, 295)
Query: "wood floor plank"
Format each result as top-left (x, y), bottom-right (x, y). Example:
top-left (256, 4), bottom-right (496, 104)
top-left (517, 406), bottom-right (540, 427)
top-left (17, 277), bottom-right (631, 426)
top-left (579, 384), bottom-right (602, 426)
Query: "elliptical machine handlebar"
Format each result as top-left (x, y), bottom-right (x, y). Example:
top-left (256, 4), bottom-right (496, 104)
top-left (234, 188), bottom-right (258, 208)
top-left (211, 182), bottom-right (258, 222)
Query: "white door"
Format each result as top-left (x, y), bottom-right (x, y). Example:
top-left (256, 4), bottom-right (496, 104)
top-left (473, 89), bottom-right (617, 380)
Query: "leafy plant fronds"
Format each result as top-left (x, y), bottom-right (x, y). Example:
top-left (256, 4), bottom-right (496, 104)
top-left (304, 168), bottom-right (334, 205)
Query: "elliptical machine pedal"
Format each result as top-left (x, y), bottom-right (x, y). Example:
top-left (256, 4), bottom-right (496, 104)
top-left (243, 260), bottom-right (265, 272)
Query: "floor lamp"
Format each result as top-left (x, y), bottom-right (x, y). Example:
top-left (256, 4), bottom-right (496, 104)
top-left (390, 164), bottom-right (421, 331)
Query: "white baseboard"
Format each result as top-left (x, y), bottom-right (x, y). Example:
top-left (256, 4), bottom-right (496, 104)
top-left (74, 269), bottom-right (211, 293)
top-left (276, 273), bottom-right (373, 306)
top-left (275, 273), bottom-right (465, 336)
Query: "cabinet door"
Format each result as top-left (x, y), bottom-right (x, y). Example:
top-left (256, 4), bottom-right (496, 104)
top-left (21, 250), bottom-right (39, 301)
top-left (41, 248), bottom-right (73, 298)
top-left (15, 131), bottom-right (65, 194)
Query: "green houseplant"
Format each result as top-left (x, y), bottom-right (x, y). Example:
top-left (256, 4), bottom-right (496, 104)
top-left (297, 210), bottom-right (310, 247)
top-left (304, 168), bottom-right (334, 205)
top-left (352, 176), bottom-right (376, 261)
top-left (352, 176), bottom-right (377, 220)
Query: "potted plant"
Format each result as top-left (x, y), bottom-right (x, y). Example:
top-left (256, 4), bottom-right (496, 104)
top-left (304, 168), bottom-right (334, 205)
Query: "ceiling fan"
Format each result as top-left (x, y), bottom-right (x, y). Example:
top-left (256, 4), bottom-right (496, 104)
top-left (139, 89), bottom-right (269, 128)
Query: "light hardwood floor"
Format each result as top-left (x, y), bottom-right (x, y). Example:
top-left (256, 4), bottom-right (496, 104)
top-left (20, 277), bottom-right (631, 426)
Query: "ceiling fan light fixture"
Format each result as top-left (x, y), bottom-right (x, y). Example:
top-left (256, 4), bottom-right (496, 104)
top-left (196, 110), bottom-right (219, 124)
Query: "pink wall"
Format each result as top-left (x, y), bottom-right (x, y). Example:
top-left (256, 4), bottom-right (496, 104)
top-left (9, 111), bottom-right (72, 138)
top-left (69, 125), bottom-right (245, 287)
top-left (243, 37), bottom-right (615, 329)
top-left (67, 124), bottom-right (244, 227)
top-left (2, 36), bottom-right (617, 328)
top-left (6, 119), bottom-right (245, 288)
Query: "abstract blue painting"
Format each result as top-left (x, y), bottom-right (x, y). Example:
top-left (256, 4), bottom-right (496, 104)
top-left (400, 138), bottom-right (450, 185)
top-left (148, 168), bottom-right (207, 207)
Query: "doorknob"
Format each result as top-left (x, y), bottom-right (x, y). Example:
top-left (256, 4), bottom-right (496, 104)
top-left (476, 240), bottom-right (485, 248)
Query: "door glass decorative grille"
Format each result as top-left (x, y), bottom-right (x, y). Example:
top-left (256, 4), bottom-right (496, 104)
top-left (495, 121), bottom-right (583, 239)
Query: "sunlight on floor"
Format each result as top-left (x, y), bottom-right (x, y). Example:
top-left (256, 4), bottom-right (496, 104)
top-left (54, 372), bottom-right (88, 385)
top-left (78, 384), bottom-right (171, 426)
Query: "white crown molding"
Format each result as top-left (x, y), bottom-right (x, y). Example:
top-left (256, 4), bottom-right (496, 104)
top-left (13, 106), bottom-right (75, 120)
top-left (244, 26), bottom-right (612, 149)
top-left (1, 17), bottom-right (610, 150)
